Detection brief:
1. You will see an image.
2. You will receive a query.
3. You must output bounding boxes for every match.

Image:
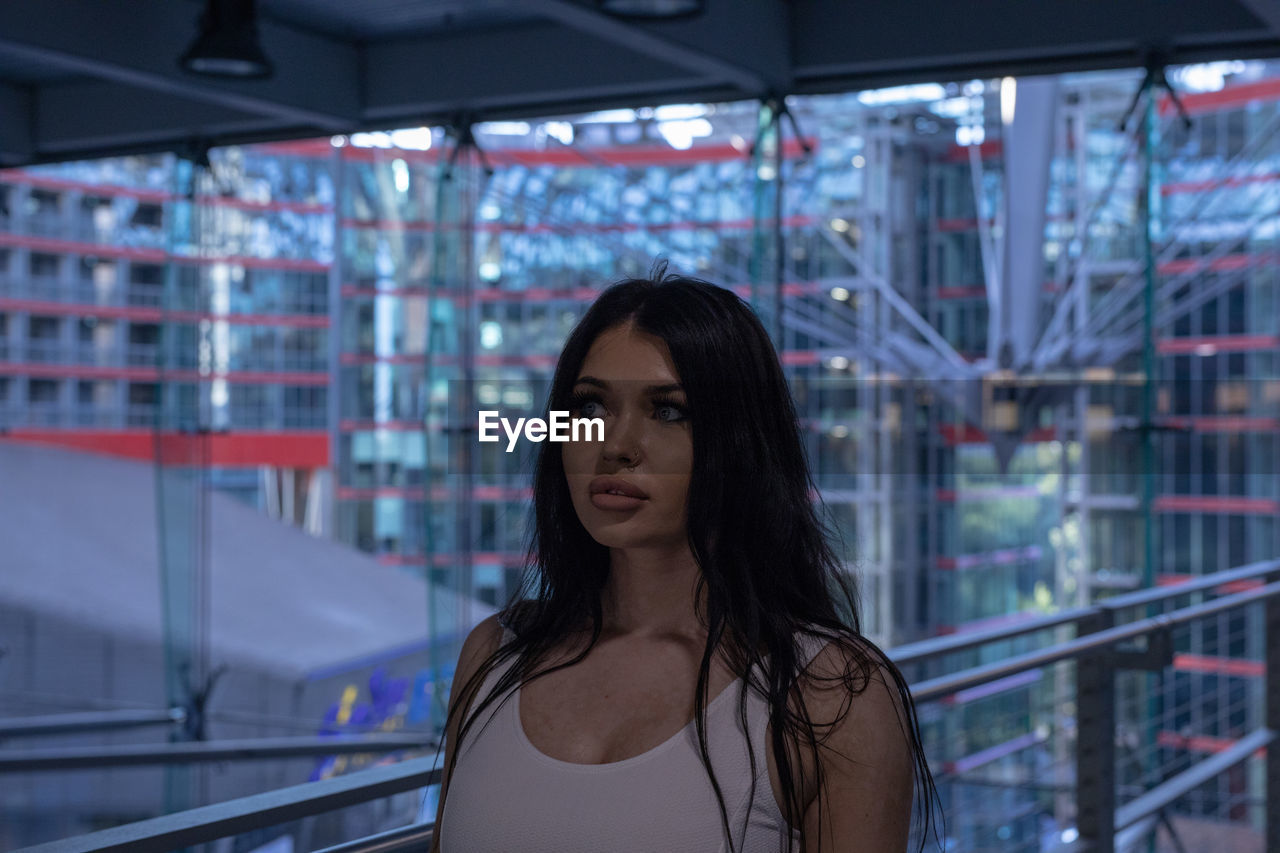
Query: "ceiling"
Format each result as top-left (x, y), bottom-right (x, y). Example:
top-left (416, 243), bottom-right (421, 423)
top-left (0, 0), bottom-right (1278, 166)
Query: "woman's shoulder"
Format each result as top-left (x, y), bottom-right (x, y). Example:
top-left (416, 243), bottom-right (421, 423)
top-left (454, 615), bottom-right (507, 692)
top-left (783, 622), bottom-right (906, 701)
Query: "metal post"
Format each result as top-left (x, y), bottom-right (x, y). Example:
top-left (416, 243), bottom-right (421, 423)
top-left (1138, 70), bottom-right (1162, 853)
top-left (1076, 608), bottom-right (1117, 853)
top-left (1266, 566), bottom-right (1280, 852)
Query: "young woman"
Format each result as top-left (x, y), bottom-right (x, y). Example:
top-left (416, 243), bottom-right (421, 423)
top-left (430, 266), bottom-right (943, 852)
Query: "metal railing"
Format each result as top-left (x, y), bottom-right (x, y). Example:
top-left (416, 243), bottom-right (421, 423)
top-left (10, 559), bottom-right (1280, 853)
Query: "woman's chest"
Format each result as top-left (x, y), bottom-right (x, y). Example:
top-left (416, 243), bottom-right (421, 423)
top-left (518, 653), bottom-right (739, 765)
top-left (514, 650), bottom-right (803, 819)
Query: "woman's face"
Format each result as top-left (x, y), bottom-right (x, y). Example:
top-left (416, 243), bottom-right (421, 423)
top-left (561, 322), bottom-right (693, 553)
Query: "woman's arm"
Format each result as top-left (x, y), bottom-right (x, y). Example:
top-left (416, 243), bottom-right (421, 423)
top-left (429, 613), bottom-right (504, 853)
top-left (800, 642), bottom-right (915, 853)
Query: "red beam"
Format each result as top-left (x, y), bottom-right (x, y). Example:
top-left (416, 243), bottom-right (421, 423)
top-left (0, 170), bottom-right (332, 214)
top-left (1161, 172), bottom-right (1280, 195)
top-left (943, 140), bottom-right (1004, 163)
top-left (341, 214), bottom-right (816, 234)
top-left (1, 429), bottom-right (328, 466)
top-left (0, 171), bottom-right (171, 203)
top-left (1157, 731), bottom-right (1268, 757)
top-left (1157, 252), bottom-right (1280, 276)
top-left (0, 363), bottom-right (328, 385)
top-left (336, 485), bottom-right (533, 501)
top-left (1173, 653), bottom-right (1264, 678)
top-left (1157, 573), bottom-right (1264, 595)
top-left (333, 136), bottom-right (815, 167)
top-left (0, 233), bottom-right (329, 273)
top-left (376, 551), bottom-right (527, 568)
top-left (1159, 416), bottom-right (1280, 433)
top-left (1155, 495), bottom-right (1280, 515)
top-left (1157, 334), bottom-right (1279, 355)
top-left (0, 298), bottom-right (328, 328)
top-left (935, 285), bottom-right (987, 299)
top-left (938, 424), bottom-right (1057, 446)
top-left (1160, 78), bottom-right (1280, 117)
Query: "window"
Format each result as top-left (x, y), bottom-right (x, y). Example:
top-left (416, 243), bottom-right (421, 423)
top-left (28, 315), bottom-right (59, 340)
top-left (29, 253), bottom-right (60, 279)
top-left (28, 189), bottom-right (60, 218)
top-left (28, 378), bottom-right (59, 403)
top-left (130, 202), bottom-right (163, 228)
top-left (129, 263), bottom-right (164, 286)
top-left (127, 382), bottom-right (158, 405)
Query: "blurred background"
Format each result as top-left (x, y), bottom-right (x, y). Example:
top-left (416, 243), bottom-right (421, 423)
top-left (0, 3), bottom-right (1278, 852)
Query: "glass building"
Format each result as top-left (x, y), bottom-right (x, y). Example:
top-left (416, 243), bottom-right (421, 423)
top-left (2, 57), bottom-right (1278, 851)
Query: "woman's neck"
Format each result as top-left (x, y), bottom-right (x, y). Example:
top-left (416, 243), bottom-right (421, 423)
top-left (599, 545), bottom-right (705, 639)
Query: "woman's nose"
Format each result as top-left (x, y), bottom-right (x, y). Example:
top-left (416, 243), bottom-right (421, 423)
top-left (601, 409), bottom-right (643, 468)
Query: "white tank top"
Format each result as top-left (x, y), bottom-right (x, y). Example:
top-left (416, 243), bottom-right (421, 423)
top-left (437, 629), bottom-right (831, 853)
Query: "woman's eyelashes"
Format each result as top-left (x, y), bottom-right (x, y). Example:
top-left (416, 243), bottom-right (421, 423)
top-left (566, 390), bottom-right (605, 419)
top-left (566, 389), bottom-right (689, 423)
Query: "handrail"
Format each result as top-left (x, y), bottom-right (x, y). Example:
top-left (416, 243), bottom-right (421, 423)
top-left (12, 561), bottom-right (1280, 853)
top-left (311, 822), bottom-right (434, 853)
top-left (0, 734), bottom-right (437, 772)
top-left (14, 755), bottom-right (443, 853)
top-left (912, 579), bottom-right (1280, 702)
top-left (0, 708), bottom-right (185, 739)
top-left (891, 558), bottom-right (1280, 666)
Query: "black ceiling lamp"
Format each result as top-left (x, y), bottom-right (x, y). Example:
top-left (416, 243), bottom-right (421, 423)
top-left (179, 0), bottom-right (274, 79)
top-left (596, 0), bottom-right (706, 19)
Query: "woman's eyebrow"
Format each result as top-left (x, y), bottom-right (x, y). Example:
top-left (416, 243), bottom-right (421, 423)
top-left (573, 376), bottom-right (684, 395)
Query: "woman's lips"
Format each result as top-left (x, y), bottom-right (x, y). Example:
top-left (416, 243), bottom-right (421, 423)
top-left (590, 491), bottom-right (647, 511)
top-left (588, 476), bottom-right (648, 511)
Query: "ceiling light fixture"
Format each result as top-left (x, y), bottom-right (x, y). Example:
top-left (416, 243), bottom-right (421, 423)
top-left (596, 0), bottom-right (706, 19)
top-left (179, 0), bottom-right (274, 79)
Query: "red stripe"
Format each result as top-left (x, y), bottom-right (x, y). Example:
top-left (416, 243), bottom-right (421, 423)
top-left (335, 485), bottom-right (534, 501)
top-left (1157, 731), bottom-right (1268, 757)
top-left (1160, 78), bottom-right (1280, 117)
top-left (333, 137), bottom-right (815, 167)
top-left (0, 170), bottom-right (172, 203)
top-left (0, 429), bottom-right (328, 466)
top-left (1159, 416), bottom-right (1280, 433)
top-left (338, 419), bottom-right (421, 432)
top-left (1156, 335), bottom-right (1279, 355)
top-left (1157, 252), bottom-right (1280, 276)
top-left (943, 140), bottom-right (1003, 163)
top-left (1156, 574), bottom-right (1264, 595)
top-left (936, 285), bottom-right (986, 300)
top-left (0, 363), bottom-right (328, 385)
top-left (338, 281), bottom-right (822, 303)
top-left (376, 552), bottom-right (527, 568)
top-left (1174, 653), bottom-right (1264, 678)
top-left (1154, 495), bottom-right (1280, 515)
top-left (253, 139), bottom-right (335, 159)
top-left (0, 298), bottom-right (328, 327)
top-left (0, 170), bottom-right (331, 214)
top-left (340, 214), bottom-right (816, 234)
top-left (0, 233), bottom-right (329, 273)
top-left (939, 424), bottom-right (1057, 446)
top-left (1161, 172), bottom-right (1280, 195)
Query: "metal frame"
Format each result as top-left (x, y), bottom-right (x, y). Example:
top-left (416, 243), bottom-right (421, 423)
top-left (1, 0), bottom-right (1279, 165)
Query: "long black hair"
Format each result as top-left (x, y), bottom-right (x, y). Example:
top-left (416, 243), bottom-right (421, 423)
top-left (437, 263), bottom-right (945, 851)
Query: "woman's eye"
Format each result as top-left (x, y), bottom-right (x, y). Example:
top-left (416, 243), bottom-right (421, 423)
top-left (568, 393), bottom-right (604, 418)
top-left (654, 403), bottom-right (688, 423)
